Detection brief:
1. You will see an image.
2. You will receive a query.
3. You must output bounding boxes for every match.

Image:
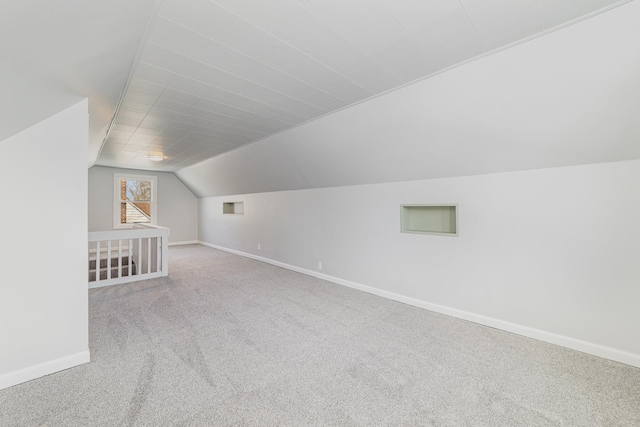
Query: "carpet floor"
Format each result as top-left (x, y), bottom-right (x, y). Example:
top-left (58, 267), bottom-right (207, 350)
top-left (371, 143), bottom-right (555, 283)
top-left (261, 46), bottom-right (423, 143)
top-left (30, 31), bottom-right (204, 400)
top-left (1, 244), bottom-right (639, 426)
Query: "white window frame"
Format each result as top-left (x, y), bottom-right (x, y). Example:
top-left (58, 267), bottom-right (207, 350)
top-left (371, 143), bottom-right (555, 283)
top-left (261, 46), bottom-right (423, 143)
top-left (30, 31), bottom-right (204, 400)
top-left (113, 173), bottom-right (158, 229)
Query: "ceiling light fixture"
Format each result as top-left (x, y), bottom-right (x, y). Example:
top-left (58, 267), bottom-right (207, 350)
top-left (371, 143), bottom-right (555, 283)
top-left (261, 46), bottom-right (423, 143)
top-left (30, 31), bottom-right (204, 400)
top-left (147, 152), bottom-right (164, 161)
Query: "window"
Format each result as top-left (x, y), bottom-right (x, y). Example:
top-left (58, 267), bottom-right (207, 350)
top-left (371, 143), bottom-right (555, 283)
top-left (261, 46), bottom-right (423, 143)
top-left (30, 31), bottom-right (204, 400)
top-left (113, 174), bottom-right (157, 228)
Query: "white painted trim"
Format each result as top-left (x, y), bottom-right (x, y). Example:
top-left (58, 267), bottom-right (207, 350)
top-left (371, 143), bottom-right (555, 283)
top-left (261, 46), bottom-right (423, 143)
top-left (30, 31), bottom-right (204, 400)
top-left (0, 350), bottom-right (90, 390)
top-left (113, 173), bottom-right (158, 229)
top-left (88, 246), bottom-right (130, 254)
top-left (89, 271), bottom-right (162, 289)
top-left (197, 241), bottom-right (640, 368)
top-left (89, 224), bottom-right (170, 287)
top-left (168, 240), bottom-right (199, 247)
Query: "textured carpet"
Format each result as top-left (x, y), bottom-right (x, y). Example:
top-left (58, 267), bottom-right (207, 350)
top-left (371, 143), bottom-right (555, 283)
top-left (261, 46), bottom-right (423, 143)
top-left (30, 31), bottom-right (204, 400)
top-left (1, 244), bottom-right (639, 426)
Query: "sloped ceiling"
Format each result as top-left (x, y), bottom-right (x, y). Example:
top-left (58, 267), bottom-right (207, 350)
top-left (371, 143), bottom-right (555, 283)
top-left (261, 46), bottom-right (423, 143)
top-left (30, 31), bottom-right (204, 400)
top-left (95, 0), bottom-right (631, 172)
top-left (2, 0), bottom-right (636, 188)
top-left (0, 0), bottom-right (157, 165)
top-left (176, 0), bottom-right (640, 197)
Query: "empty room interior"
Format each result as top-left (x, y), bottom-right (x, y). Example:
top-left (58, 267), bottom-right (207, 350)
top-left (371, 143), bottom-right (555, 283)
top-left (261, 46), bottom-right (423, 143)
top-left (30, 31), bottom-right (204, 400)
top-left (1, 0), bottom-right (639, 425)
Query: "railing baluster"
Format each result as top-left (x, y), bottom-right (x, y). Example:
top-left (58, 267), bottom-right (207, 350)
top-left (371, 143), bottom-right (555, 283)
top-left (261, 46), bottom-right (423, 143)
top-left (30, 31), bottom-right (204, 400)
top-left (128, 239), bottom-right (133, 276)
top-left (157, 237), bottom-right (161, 273)
top-left (95, 241), bottom-right (100, 283)
top-left (107, 241), bottom-right (112, 280)
top-left (161, 236), bottom-right (169, 277)
top-left (118, 239), bottom-right (123, 278)
top-left (147, 237), bottom-right (152, 274)
top-left (138, 238), bottom-right (142, 275)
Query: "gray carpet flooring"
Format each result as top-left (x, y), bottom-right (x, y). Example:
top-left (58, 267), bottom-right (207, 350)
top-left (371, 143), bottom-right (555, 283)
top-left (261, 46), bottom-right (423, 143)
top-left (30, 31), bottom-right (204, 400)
top-left (1, 244), bottom-right (639, 426)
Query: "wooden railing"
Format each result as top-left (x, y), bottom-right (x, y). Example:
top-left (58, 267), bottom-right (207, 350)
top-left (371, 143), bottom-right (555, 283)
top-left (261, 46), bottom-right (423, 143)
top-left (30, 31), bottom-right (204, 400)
top-left (88, 224), bottom-right (170, 289)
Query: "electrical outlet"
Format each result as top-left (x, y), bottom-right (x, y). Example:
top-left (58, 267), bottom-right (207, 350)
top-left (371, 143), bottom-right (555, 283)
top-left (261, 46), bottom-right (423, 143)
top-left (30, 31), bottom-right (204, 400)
top-left (257, 243), bottom-right (261, 250)
top-left (317, 261), bottom-right (322, 270)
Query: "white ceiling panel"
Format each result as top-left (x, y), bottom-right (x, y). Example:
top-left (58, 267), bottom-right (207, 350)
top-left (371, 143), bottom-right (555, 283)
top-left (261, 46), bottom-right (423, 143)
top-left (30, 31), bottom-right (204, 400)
top-left (163, 74), bottom-right (212, 99)
top-left (139, 45), bottom-right (215, 84)
top-left (180, 132), bottom-right (232, 145)
top-left (167, 122), bottom-right (251, 143)
top-left (86, 0), bottom-right (628, 172)
top-left (142, 44), bottom-right (325, 119)
top-left (273, 9), bottom-right (391, 85)
top-left (154, 98), bottom-right (193, 115)
top-left (478, 8), bottom-right (544, 51)
top-left (303, 0), bottom-right (408, 56)
top-left (231, 58), bottom-right (347, 111)
top-left (542, 0), bottom-right (619, 29)
top-left (145, 108), bottom-right (182, 123)
top-left (461, 0), bottom-right (540, 32)
top-left (192, 98), bottom-right (295, 130)
top-left (356, 72), bottom-right (404, 94)
top-left (119, 99), bottom-right (154, 114)
top-left (200, 89), bottom-right (308, 125)
top-left (211, 0), bottom-right (301, 32)
top-left (183, 106), bottom-right (286, 134)
top-left (407, 7), bottom-right (480, 55)
top-left (368, 35), bottom-right (430, 78)
top-left (211, 73), bottom-right (326, 118)
top-left (107, 130), bottom-right (133, 141)
top-left (159, 0), bottom-right (268, 56)
top-left (147, 18), bottom-right (247, 73)
top-left (130, 65), bottom-right (172, 89)
top-left (158, 88), bottom-right (202, 106)
top-left (424, 35), bottom-right (487, 73)
top-left (246, 37), bottom-right (372, 103)
top-left (112, 124), bottom-right (140, 133)
top-left (133, 128), bottom-right (163, 137)
top-left (127, 77), bottom-right (171, 96)
top-left (175, 115), bottom-right (267, 139)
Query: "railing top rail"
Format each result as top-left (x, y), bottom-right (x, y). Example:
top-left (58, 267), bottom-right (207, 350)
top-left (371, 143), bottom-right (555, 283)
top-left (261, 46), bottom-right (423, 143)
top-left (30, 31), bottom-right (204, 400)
top-left (133, 223), bottom-right (170, 232)
top-left (89, 225), bottom-right (170, 242)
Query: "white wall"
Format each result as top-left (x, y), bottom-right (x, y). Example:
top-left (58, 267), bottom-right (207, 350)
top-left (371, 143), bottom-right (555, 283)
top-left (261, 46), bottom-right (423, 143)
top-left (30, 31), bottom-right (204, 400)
top-left (0, 100), bottom-right (90, 389)
top-left (199, 159), bottom-right (640, 367)
top-left (88, 166), bottom-right (198, 244)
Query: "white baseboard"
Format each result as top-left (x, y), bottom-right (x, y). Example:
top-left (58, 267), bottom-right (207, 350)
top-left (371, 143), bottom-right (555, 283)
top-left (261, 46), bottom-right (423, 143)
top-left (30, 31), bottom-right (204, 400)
top-left (0, 350), bottom-right (90, 391)
top-left (198, 241), bottom-right (640, 368)
top-left (168, 240), bottom-right (199, 247)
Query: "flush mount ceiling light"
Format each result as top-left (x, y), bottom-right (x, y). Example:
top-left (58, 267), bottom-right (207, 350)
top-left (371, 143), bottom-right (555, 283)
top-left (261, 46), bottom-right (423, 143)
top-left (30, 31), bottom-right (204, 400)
top-left (147, 152), bottom-right (164, 161)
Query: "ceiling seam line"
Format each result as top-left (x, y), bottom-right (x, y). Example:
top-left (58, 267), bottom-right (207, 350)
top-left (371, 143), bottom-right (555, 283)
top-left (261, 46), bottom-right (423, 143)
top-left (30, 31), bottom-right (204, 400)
top-left (457, 0), bottom-right (488, 51)
top-left (539, 0), bottom-right (547, 29)
top-left (373, 0), bottom-right (433, 75)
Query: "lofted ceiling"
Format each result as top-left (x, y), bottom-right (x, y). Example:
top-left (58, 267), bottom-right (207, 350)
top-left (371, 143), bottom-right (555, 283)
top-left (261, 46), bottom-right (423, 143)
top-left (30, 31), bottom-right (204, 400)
top-left (93, 0), bottom-right (631, 172)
